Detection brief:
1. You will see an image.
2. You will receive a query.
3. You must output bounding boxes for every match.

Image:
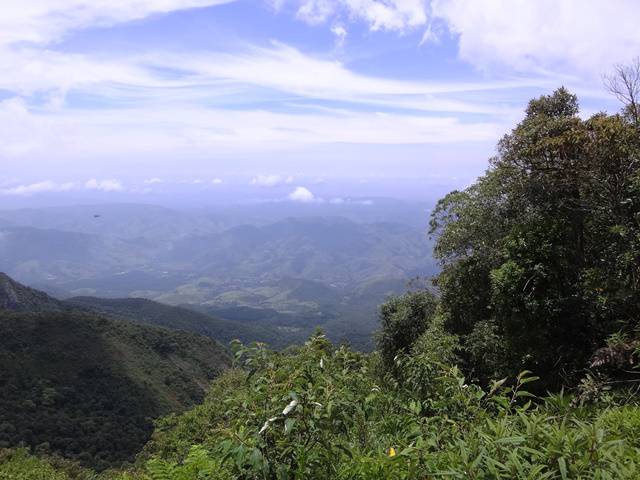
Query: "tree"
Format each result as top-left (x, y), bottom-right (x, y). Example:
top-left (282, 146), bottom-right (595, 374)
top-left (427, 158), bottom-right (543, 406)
top-left (430, 88), bottom-right (640, 387)
top-left (375, 290), bottom-right (438, 373)
top-left (605, 57), bottom-right (640, 126)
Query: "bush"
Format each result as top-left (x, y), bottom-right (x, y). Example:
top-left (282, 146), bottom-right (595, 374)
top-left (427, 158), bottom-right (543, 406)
top-left (376, 291), bottom-right (438, 374)
top-left (137, 335), bottom-right (640, 479)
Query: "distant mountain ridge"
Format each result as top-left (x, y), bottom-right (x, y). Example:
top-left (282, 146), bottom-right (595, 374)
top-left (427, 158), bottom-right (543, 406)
top-left (0, 203), bottom-right (437, 347)
top-left (66, 295), bottom-right (297, 348)
top-left (0, 271), bottom-right (294, 347)
top-left (0, 272), bottom-right (64, 311)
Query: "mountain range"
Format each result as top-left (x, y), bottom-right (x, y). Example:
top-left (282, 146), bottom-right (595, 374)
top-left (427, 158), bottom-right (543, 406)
top-left (0, 202), bottom-right (436, 348)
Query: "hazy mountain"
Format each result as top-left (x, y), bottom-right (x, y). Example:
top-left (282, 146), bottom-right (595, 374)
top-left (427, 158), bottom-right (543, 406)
top-left (0, 272), bottom-right (64, 311)
top-left (0, 202), bottom-right (437, 347)
top-left (0, 203), bottom-right (224, 240)
top-left (167, 217), bottom-right (431, 284)
top-left (0, 225), bottom-right (152, 287)
top-left (0, 275), bottom-right (231, 470)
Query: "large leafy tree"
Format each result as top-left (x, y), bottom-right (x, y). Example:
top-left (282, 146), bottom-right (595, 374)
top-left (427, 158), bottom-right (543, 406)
top-left (430, 87), bottom-right (640, 387)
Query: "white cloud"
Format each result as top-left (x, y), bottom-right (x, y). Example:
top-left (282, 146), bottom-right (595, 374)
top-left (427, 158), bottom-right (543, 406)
top-left (85, 178), bottom-right (124, 192)
top-left (296, 0), bottom-right (335, 24)
top-left (331, 24), bottom-right (347, 48)
top-left (144, 177), bottom-right (163, 184)
top-left (288, 186), bottom-right (316, 202)
top-left (0, 101), bottom-right (506, 176)
top-left (0, 180), bottom-right (75, 195)
top-left (211, 178), bottom-right (223, 184)
top-left (431, 0), bottom-right (640, 77)
top-left (2, 0), bottom-right (627, 182)
top-left (151, 43), bottom-right (539, 114)
top-left (0, 0), bottom-right (237, 48)
top-left (0, 41), bottom-right (534, 124)
top-left (251, 174), bottom-right (295, 187)
top-left (281, 1), bottom-right (640, 79)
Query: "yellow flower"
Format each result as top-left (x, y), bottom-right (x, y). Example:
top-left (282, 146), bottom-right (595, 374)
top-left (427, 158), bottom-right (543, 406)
top-left (388, 447), bottom-right (396, 457)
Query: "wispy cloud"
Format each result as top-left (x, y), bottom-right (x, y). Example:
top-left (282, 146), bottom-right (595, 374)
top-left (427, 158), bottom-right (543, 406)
top-left (279, 1), bottom-right (640, 78)
top-left (144, 177), bottom-right (164, 184)
top-left (84, 178), bottom-right (124, 192)
top-left (0, 41), bottom-right (541, 115)
top-left (0, 0), bottom-right (237, 48)
top-left (0, 97), bottom-right (507, 171)
top-left (0, 180), bottom-right (75, 196)
top-left (289, 0), bottom-right (428, 32)
top-left (1, 0), bottom-right (632, 184)
top-left (0, 178), bottom-right (128, 195)
top-left (331, 24), bottom-right (347, 48)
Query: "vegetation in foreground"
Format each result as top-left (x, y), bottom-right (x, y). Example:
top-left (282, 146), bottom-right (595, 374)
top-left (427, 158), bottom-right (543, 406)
top-left (4, 331), bottom-right (640, 479)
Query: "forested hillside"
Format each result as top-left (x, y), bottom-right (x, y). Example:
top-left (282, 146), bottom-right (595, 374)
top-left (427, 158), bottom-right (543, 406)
top-left (0, 277), bottom-right (231, 471)
top-left (66, 296), bottom-right (297, 348)
top-left (3, 83), bottom-right (640, 479)
top-left (0, 272), bottom-right (64, 311)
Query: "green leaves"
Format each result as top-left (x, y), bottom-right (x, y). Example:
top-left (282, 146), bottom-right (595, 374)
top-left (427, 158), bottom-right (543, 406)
top-left (431, 87), bottom-right (640, 389)
top-left (131, 334), bottom-right (640, 480)
top-left (284, 418), bottom-right (296, 435)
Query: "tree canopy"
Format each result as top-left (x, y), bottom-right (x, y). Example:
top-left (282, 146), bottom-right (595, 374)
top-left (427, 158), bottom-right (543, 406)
top-left (430, 87), bottom-right (640, 386)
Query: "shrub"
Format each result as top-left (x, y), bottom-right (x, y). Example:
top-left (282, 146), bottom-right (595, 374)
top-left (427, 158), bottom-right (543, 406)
top-left (376, 291), bottom-right (438, 374)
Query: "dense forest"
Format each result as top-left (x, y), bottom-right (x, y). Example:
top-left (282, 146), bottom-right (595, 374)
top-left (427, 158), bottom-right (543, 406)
top-left (3, 70), bottom-right (640, 478)
top-left (0, 277), bottom-right (230, 471)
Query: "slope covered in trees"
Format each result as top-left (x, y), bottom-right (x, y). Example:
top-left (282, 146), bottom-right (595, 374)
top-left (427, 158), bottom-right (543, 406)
top-left (0, 208), bottom-right (436, 349)
top-left (0, 272), bottom-right (65, 312)
top-left (66, 296), bottom-right (294, 348)
top-left (0, 276), bottom-right (231, 471)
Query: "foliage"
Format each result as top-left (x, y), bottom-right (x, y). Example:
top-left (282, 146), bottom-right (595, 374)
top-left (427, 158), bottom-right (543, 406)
top-left (4, 84), bottom-right (640, 479)
top-left (0, 308), bottom-right (230, 471)
top-left (430, 87), bottom-right (640, 387)
top-left (132, 335), bottom-right (640, 479)
top-left (0, 449), bottom-right (68, 480)
top-left (375, 290), bottom-right (439, 373)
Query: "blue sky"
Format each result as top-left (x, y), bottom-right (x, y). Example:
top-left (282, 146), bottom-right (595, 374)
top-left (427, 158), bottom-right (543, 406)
top-left (1, 0), bottom-right (639, 202)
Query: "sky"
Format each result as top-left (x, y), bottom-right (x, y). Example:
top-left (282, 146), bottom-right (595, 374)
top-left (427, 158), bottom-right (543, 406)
top-left (1, 0), bottom-right (639, 205)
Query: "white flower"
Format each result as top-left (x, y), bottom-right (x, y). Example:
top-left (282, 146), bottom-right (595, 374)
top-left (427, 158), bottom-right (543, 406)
top-left (258, 420), bottom-right (270, 434)
top-left (258, 416), bottom-right (279, 435)
top-left (282, 399), bottom-right (298, 416)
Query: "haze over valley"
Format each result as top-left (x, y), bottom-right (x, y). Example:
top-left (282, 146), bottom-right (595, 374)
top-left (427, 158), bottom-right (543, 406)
top-left (0, 197), bottom-right (438, 348)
